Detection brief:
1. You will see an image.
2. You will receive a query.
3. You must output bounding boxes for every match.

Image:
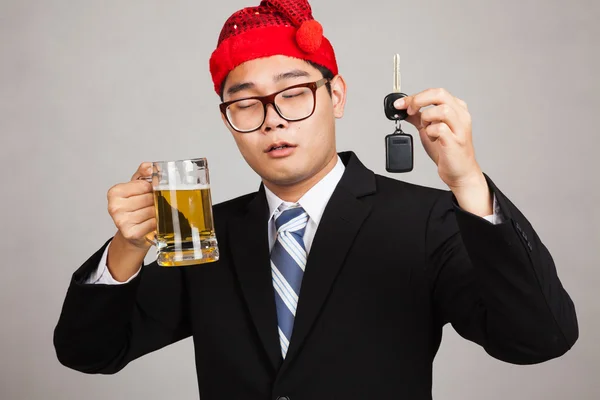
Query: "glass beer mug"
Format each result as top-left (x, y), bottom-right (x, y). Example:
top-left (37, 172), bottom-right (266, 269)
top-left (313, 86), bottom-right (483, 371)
top-left (142, 158), bottom-right (219, 266)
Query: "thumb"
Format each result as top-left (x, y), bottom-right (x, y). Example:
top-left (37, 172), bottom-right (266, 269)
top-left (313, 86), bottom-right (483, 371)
top-left (131, 162), bottom-right (153, 181)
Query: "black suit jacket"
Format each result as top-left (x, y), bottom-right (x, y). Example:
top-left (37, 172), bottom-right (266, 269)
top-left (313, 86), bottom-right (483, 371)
top-left (54, 151), bottom-right (578, 399)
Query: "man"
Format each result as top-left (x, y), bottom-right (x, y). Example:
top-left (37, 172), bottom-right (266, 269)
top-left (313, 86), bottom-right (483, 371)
top-left (53, 1), bottom-right (578, 399)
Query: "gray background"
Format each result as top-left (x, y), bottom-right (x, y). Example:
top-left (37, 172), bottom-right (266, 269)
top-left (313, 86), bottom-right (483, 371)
top-left (1, 0), bottom-right (598, 399)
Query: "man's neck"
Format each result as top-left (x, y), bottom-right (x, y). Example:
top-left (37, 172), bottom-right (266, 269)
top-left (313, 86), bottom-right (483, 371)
top-left (263, 153), bottom-right (338, 203)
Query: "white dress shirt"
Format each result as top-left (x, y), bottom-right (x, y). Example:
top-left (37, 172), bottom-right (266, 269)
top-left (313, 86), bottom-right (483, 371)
top-left (88, 155), bottom-right (502, 285)
top-left (265, 154), bottom-right (346, 253)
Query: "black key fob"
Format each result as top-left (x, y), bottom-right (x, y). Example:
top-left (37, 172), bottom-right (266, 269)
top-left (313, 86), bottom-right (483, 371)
top-left (385, 130), bottom-right (413, 173)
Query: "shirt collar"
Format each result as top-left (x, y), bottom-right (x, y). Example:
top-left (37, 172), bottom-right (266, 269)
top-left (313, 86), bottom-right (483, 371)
top-left (264, 155), bottom-right (345, 224)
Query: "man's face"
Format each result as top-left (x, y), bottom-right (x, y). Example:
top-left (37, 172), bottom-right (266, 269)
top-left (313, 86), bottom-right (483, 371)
top-left (220, 55), bottom-right (346, 188)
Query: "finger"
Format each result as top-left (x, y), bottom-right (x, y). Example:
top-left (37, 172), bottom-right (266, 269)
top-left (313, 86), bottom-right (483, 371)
top-left (456, 98), bottom-right (468, 110)
top-left (126, 192), bottom-right (155, 210)
top-left (404, 110), bottom-right (424, 130)
top-left (395, 100), bottom-right (424, 130)
top-left (405, 88), bottom-right (458, 116)
top-left (108, 181), bottom-right (153, 201)
top-left (424, 122), bottom-right (453, 145)
top-left (420, 104), bottom-right (461, 134)
top-left (121, 218), bottom-right (157, 241)
top-left (107, 195), bottom-right (154, 220)
top-left (109, 193), bottom-right (154, 217)
top-left (127, 205), bottom-right (156, 224)
top-left (131, 162), bottom-right (153, 181)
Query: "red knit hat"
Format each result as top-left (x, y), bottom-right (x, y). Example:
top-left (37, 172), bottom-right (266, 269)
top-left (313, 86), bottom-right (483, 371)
top-left (209, 0), bottom-right (338, 96)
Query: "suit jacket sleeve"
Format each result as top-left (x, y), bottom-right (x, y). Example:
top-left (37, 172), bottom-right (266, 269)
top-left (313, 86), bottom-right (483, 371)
top-left (53, 238), bottom-right (191, 374)
top-left (425, 173), bottom-right (578, 364)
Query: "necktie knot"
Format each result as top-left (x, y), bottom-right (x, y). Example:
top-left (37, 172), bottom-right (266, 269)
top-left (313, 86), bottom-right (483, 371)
top-left (275, 205), bottom-right (308, 235)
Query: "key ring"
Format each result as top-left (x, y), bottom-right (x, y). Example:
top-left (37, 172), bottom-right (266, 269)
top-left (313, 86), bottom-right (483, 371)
top-left (395, 119), bottom-right (402, 134)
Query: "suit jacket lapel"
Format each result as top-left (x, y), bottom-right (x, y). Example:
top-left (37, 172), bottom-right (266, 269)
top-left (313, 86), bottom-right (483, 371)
top-left (280, 151), bottom-right (376, 371)
top-left (228, 184), bottom-right (282, 371)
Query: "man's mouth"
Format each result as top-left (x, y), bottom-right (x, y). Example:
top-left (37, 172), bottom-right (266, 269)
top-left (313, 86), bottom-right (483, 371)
top-left (270, 145), bottom-right (290, 151)
top-left (265, 142), bottom-right (296, 153)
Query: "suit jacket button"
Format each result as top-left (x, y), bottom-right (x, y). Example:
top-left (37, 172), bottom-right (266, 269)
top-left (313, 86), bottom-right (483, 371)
top-left (276, 397), bottom-right (290, 400)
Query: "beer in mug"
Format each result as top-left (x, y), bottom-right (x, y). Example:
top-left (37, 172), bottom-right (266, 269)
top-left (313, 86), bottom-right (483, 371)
top-left (145, 158), bottom-right (219, 266)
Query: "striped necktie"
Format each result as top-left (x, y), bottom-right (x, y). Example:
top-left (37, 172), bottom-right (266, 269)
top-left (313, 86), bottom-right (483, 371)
top-left (270, 204), bottom-right (309, 359)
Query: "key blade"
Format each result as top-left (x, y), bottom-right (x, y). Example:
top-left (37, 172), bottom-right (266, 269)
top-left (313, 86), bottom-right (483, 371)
top-left (393, 54), bottom-right (401, 93)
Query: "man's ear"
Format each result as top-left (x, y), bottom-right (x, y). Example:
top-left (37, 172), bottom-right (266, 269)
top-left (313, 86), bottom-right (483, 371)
top-left (330, 75), bottom-right (347, 119)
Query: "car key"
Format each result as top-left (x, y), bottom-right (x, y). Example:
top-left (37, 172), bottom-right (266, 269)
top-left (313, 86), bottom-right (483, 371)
top-left (384, 54), bottom-right (413, 173)
top-left (383, 54), bottom-right (408, 121)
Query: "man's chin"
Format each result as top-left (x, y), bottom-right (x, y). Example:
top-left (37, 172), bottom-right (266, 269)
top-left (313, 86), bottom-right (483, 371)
top-left (263, 174), bottom-right (305, 187)
top-left (259, 166), bottom-right (309, 187)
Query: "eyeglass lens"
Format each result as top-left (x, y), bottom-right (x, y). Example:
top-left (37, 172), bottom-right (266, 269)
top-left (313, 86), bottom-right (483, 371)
top-left (226, 86), bottom-right (315, 132)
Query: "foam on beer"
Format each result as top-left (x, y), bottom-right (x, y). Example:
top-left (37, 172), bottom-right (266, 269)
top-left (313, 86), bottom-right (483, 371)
top-left (154, 183), bottom-right (210, 191)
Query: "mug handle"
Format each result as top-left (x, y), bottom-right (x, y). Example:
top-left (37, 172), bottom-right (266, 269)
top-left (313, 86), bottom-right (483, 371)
top-left (138, 175), bottom-right (159, 247)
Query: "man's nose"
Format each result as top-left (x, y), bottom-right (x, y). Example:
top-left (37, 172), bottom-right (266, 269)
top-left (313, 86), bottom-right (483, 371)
top-left (261, 103), bottom-right (288, 133)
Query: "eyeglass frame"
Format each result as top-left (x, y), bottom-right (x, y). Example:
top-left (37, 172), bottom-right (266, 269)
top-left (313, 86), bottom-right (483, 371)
top-left (219, 78), bottom-right (331, 133)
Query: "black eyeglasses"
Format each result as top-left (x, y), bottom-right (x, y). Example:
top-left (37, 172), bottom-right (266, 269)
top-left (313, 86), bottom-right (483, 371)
top-left (219, 78), bottom-right (330, 133)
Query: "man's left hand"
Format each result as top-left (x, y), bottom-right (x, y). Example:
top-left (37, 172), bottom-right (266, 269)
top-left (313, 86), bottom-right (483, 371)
top-left (394, 88), bottom-right (493, 217)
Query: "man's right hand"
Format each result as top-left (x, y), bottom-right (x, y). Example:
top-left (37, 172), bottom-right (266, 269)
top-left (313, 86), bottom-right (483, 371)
top-left (105, 163), bottom-right (157, 282)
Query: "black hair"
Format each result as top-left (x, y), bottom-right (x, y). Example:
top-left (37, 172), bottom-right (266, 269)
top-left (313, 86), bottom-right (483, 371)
top-left (305, 60), bottom-right (334, 96)
top-left (219, 60), bottom-right (334, 102)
